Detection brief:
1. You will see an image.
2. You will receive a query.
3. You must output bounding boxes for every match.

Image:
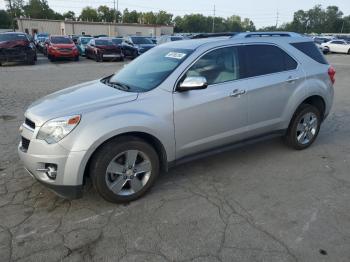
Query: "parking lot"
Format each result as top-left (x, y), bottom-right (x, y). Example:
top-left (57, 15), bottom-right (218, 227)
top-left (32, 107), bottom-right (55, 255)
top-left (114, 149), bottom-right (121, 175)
top-left (0, 53), bottom-right (350, 262)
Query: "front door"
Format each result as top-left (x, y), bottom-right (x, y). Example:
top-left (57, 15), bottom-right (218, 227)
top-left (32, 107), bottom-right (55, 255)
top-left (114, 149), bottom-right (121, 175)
top-left (173, 46), bottom-right (248, 159)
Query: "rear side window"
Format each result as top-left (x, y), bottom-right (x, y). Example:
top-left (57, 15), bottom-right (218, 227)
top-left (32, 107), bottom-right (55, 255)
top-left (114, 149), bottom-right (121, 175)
top-left (240, 45), bottom-right (298, 78)
top-left (291, 42), bottom-right (328, 65)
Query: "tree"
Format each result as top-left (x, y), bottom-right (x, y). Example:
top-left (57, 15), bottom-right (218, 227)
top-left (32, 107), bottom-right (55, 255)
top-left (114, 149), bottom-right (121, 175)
top-left (79, 7), bottom-right (99, 22)
top-left (156, 11), bottom-right (172, 25)
top-left (0, 10), bottom-right (12, 28)
top-left (23, 0), bottom-right (62, 20)
top-left (62, 11), bottom-right (75, 20)
top-left (142, 11), bottom-right (156, 24)
top-left (97, 5), bottom-right (114, 22)
top-left (122, 9), bottom-right (140, 23)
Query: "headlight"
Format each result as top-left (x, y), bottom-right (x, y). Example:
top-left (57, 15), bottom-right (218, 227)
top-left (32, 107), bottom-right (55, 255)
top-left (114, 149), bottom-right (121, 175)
top-left (37, 115), bottom-right (81, 144)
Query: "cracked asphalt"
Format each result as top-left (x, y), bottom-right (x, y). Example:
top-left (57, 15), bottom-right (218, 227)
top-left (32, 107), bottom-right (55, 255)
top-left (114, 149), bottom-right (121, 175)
top-left (0, 54), bottom-right (350, 262)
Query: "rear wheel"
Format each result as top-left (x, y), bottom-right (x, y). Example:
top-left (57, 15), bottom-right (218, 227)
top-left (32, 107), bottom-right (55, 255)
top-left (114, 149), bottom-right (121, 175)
top-left (284, 104), bottom-right (321, 150)
top-left (90, 136), bottom-right (160, 203)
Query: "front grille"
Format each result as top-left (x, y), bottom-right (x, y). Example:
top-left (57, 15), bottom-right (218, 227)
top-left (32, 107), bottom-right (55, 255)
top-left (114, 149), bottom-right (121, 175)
top-left (58, 48), bottom-right (72, 52)
top-left (25, 118), bottom-right (35, 129)
top-left (103, 49), bottom-right (120, 54)
top-left (21, 137), bottom-right (30, 151)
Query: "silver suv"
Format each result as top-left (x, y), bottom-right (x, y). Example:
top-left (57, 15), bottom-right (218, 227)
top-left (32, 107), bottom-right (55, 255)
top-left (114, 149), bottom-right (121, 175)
top-left (19, 32), bottom-right (335, 203)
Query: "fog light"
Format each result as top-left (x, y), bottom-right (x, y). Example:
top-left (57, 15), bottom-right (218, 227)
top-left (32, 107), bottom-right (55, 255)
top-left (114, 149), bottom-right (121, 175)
top-left (37, 164), bottom-right (57, 180)
top-left (45, 164), bottom-right (57, 180)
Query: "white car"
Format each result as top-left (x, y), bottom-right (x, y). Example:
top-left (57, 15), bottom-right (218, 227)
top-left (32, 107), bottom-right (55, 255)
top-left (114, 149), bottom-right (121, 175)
top-left (321, 39), bottom-right (350, 54)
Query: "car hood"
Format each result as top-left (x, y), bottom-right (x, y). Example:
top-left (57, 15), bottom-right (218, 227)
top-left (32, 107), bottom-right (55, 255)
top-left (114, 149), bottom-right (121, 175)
top-left (26, 79), bottom-right (138, 126)
top-left (136, 44), bottom-right (155, 49)
top-left (0, 40), bottom-right (29, 49)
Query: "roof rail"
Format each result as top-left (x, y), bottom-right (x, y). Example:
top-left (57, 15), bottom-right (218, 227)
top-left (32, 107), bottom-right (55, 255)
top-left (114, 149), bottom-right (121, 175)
top-left (233, 32), bottom-right (303, 38)
top-left (190, 32), bottom-right (238, 39)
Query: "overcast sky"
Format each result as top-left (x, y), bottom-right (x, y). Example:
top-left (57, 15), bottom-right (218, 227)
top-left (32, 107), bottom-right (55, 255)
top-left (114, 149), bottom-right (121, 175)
top-left (1, 0), bottom-right (350, 28)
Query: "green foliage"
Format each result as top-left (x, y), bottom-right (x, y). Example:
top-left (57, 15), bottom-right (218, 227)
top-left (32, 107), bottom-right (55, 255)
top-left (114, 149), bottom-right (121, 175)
top-left (0, 9), bottom-right (12, 28)
top-left (281, 5), bottom-right (348, 33)
top-left (62, 11), bottom-right (75, 20)
top-left (2, 1), bottom-right (350, 34)
top-left (79, 7), bottom-right (98, 22)
top-left (173, 14), bottom-right (255, 33)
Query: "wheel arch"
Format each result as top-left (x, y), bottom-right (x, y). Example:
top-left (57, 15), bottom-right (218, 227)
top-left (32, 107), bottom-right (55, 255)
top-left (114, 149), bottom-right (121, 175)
top-left (299, 95), bottom-right (326, 120)
top-left (82, 131), bottom-right (169, 184)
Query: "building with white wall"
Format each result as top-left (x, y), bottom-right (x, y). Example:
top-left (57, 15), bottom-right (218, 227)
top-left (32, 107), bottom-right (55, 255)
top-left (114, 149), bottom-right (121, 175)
top-left (16, 18), bottom-right (174, 37)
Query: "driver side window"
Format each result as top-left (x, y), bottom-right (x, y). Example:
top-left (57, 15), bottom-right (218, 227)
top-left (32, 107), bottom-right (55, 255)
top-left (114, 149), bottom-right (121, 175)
top-left (184, 47), bottom-right (241, 85)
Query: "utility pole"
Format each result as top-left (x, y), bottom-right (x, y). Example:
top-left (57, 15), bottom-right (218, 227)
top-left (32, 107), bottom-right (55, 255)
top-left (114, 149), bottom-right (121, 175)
top-left (7, 0), bottom-right (15, 31)
top-left (113, 0), bottom-right (116, 23)
top-left (341, 20), bottom-right (345, 34)
top-left (116, 0), bottom-right (119, 23)
top-left (275, 10), bottom-right (279, 28)
top-left (212, 5), bottom-right (215, 33)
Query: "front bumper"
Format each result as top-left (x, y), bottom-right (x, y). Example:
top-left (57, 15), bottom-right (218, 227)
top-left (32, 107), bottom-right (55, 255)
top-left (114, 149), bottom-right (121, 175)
top-left (24, 167), bottom-right (83, 199)
top-left (18, 123), bottom-right (86, 199)
top-left (49, 50), bottom-right (78, 58)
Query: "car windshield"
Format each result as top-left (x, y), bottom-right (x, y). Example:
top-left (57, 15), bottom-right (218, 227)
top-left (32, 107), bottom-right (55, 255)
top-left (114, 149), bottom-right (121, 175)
top-left (0, 34), bottom-right (28, 41)
top-left (112, 38), bottom-right (123, 44)
top-left (108, 47), bottom-right (193, 92)
top-left (131, 37), bottom-right (153, 44)
top-left (171, 37), bottom-right (183, 41)
top-left (95, 40), bottom-right (113, 46)
top-left (80, 38), bottom-right (92, 44)
top-left (51, 37), bottom-right (73, 44)
top-left (37, 33), bottom-right (49, 38)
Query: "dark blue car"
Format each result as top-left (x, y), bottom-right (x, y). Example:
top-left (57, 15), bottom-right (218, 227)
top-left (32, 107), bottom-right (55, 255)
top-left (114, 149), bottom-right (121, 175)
top-left (123, 36), bottom-right (156, 56)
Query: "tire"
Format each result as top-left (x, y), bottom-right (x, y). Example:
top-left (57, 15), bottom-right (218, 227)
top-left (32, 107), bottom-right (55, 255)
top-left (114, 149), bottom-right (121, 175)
top-left (90, 136), bottom-right (160, 203)
top-left (348, 49), bottom-right (350, 55)
top-left (74, 55), bottom-right (79, 61)
top-left (284, 104), bottom-right (321, 150)
top-left (95, 53), bottom-right (101, 62)
top-left (48, 55), bottom-right (55, 62)
top-left (26, 54), bottom-right (35, 65)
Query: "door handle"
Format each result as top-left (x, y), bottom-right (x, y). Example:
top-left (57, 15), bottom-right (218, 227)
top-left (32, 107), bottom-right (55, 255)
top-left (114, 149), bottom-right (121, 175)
top-left (230, 89), bottom-right (246, 97)
top-left (286, 76), bottom-right (299, 83)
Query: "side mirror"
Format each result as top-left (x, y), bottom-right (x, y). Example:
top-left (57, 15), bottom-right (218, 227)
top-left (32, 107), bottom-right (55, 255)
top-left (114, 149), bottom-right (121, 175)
top-left (177, 76), bottom-right (208, 92)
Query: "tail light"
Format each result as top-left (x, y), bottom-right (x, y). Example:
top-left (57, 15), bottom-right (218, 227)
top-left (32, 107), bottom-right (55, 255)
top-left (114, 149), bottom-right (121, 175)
top-left (328, 66), bottom-right (336, 84)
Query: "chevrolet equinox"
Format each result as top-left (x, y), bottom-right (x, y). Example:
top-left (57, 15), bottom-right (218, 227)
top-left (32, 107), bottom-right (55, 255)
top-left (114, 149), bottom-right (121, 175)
top-left (18, 32), bottom-right (335, 203)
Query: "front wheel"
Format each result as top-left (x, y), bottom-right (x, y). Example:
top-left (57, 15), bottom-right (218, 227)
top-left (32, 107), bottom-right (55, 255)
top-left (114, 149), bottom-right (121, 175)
top-left (284, 104), bottom-right (321, 150)
top-left (90, 136), bottom-right (160, 203)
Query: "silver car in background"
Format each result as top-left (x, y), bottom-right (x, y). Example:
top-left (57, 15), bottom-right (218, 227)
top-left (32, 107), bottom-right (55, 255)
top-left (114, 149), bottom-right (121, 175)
top-left (18, 32), bottom-right (335, 203)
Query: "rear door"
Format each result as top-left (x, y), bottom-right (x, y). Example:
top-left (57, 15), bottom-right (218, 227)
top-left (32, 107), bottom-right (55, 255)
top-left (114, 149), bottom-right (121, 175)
top-left (240, 44), bottom-right (302, 136)
top-left (173, 46), bottom-right (249, 159)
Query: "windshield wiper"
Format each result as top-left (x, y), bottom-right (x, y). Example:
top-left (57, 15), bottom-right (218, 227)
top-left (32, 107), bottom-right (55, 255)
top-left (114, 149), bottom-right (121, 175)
top-left (107, 81), bottom-right (131, 91)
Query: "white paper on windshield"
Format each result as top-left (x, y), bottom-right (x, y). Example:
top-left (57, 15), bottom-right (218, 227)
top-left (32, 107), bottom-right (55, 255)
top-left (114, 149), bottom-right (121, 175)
top-left (165, 52), bottom-right (187, 59)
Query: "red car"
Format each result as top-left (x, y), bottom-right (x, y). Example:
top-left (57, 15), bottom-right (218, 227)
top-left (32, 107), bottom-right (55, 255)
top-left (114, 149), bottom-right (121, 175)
top-left (46, 35), bottom-right (79, 62)
top-left (85, 38), bottom-right (124, 62)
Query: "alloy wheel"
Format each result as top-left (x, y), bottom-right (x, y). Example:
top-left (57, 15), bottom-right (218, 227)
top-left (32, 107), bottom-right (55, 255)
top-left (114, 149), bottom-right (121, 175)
top-left (296, 112), bottom-right (318, 145)
top-left (105, 150), bottom-right (152, 196)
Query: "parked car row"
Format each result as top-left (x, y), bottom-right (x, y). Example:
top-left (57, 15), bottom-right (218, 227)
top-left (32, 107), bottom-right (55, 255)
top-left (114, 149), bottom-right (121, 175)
top-left (312, 35), bottom-right (350, 54)
top-left (34, 34), bottom-right (158, 63)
